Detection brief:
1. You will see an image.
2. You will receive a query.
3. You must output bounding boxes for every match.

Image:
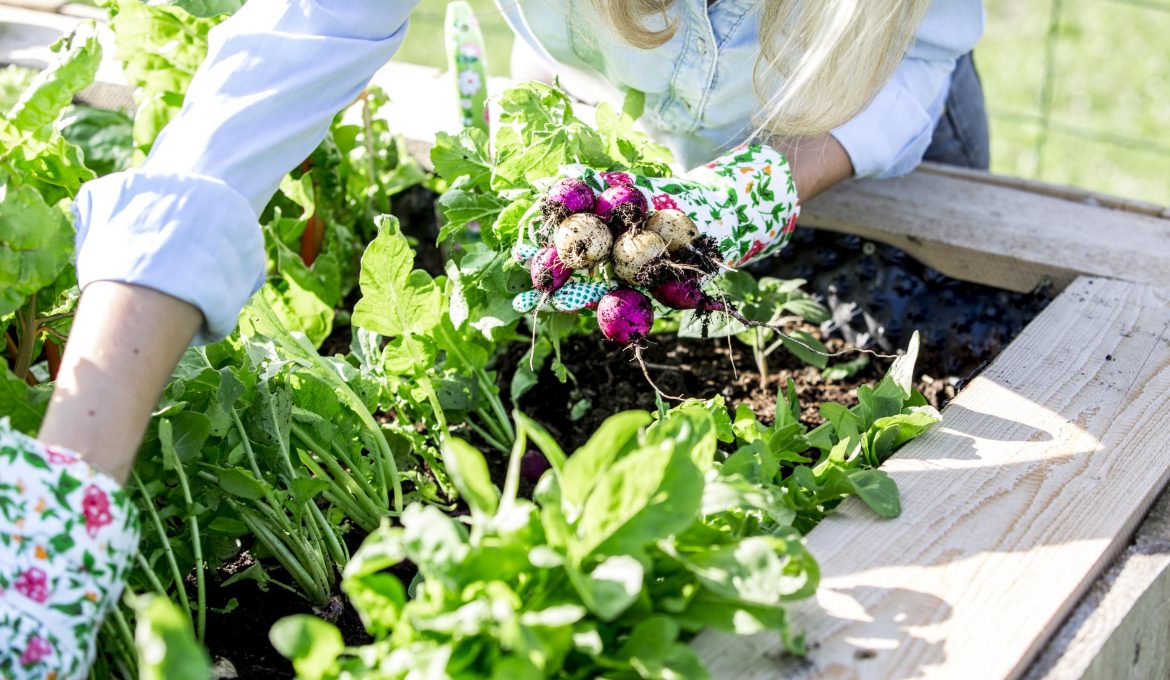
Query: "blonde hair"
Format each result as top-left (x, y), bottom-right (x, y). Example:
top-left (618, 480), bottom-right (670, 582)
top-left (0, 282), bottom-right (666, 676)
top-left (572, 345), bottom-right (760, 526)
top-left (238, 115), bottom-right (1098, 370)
top-left (592, 0), bottom-right (932, 138)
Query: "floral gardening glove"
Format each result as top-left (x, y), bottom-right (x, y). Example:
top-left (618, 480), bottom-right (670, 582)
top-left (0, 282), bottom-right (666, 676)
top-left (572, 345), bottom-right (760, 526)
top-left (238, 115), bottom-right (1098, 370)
top-left (0, 420), bottom-right (139, 680)
top-left (512, 143), bottom-right (800, 314)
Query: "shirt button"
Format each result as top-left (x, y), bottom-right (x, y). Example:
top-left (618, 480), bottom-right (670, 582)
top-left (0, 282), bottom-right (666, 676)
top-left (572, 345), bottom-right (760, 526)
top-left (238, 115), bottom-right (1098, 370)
top-left (696, 37), bottom-right (708, 55)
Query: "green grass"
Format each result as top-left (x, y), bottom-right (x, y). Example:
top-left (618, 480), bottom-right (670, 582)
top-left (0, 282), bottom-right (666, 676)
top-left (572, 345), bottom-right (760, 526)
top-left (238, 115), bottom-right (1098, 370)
top-left (981, 0), bottom-right (1170, 205)
top-left (394, 0), bottom-right (1169, 206)
top-left (393, 0), bottom-right (513, 76)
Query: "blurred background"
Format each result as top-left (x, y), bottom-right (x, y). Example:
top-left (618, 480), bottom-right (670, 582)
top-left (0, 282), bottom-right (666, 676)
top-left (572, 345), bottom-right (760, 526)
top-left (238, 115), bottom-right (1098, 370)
top-left (392, 0), bottom-right (1170, 206)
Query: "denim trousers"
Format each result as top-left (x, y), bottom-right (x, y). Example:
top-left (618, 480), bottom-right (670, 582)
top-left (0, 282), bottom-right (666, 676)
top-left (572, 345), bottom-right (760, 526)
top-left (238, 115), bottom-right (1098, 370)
top-left (923, 52), bottom-right (990, 170)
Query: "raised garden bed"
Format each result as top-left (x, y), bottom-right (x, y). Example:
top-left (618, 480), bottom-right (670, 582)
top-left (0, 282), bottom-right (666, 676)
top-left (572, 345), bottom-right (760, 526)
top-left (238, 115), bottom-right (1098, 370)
top-left (5, 6), bottom-right (1170, 678)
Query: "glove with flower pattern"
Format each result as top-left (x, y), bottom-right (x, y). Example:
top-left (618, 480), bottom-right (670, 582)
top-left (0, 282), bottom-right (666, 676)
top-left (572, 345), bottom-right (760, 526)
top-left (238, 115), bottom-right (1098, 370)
top-left (0, 420), bottom-right (139, 680)
top-left (512, 143), bottom-right (800, 314)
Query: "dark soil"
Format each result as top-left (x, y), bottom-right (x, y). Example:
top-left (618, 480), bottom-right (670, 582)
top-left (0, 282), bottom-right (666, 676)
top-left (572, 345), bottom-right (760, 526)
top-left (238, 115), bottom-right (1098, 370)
top-left (500, 326), bottom-right (960, 455)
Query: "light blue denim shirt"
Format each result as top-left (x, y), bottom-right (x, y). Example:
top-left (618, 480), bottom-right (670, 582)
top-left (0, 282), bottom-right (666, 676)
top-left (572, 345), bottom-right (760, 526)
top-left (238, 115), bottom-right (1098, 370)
top-left (502, 0), bottom-right (984, 172)
top-left (73, 0), bottom-right (983, 343)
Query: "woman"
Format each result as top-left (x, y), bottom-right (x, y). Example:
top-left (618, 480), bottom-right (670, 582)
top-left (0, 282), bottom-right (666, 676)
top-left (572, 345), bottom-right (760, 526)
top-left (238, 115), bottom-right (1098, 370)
top-left (1, 0), bottom-right (984, 675)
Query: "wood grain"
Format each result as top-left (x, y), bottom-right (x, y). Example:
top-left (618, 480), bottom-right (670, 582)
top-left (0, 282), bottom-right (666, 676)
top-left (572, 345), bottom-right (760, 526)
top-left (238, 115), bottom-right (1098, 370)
top-left (798, 174), bottom-right (1170, 293)
top-left (1024, 488), bottom-right (1170, 680)
top-left (692, 277), bottom-right (1170, 680)
top-left (917, 162), bottom-right (1170, 220)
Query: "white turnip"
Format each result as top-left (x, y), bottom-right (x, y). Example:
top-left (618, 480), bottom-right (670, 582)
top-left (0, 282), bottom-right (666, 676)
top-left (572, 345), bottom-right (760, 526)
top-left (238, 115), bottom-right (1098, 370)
top-left (612, 230), bottom-right (667, 286)
top-left (645, 209), bottom-right (699, 252)
top-left (554, 213), bottom-right (613, 269)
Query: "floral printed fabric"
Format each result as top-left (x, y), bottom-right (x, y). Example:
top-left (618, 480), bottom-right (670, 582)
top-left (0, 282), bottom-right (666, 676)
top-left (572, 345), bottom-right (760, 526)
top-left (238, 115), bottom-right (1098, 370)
top-left (582, 144), bottom-right (801, 267)
top-left (0, 420), bottom-right (139, 680)
top-left (511, 143), bottom-right (799, 313)
top-left (446, 1), bottom-right (489, 133)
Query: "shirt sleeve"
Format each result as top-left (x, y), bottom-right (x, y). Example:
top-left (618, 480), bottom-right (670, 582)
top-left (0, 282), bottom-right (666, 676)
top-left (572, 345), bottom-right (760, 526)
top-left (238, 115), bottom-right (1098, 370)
top-left (73, 0), bottom-right (417, 344)
top-left (830, 0), bottom-right (985, 179)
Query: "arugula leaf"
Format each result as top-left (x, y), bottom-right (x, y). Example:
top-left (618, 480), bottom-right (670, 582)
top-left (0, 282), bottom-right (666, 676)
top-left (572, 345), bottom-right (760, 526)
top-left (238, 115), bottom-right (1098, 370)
top-left (571, 438), bottom-right (703, 561)
top-left (269, 615), bottom-right (343, 680)
top-left (441, 437), bottom-right (499, 518)
top-left (559, 410), bottom-right (652, 515)
top-left (436, 182), bottom-right (507, 244)
top-left (133, 595), bottom-right (212, 680)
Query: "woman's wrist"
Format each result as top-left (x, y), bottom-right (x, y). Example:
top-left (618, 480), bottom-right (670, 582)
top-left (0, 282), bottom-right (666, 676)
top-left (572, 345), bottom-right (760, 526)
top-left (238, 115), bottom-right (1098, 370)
top-left (769, 133), bottom-right (855, 200)
top-left (38, 281), bottom-right (202, 485)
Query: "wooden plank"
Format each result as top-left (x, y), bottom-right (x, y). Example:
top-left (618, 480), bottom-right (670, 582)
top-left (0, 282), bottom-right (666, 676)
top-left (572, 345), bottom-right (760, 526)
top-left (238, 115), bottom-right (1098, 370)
top-left (918, 162), bottom-right (1170, 220)
top-left (1024, 488), bottom-right (1170, 680)
top-left (692, 276), bottom-right (1170, 680)
top-left (798, 174), bottom-right (1170, 293)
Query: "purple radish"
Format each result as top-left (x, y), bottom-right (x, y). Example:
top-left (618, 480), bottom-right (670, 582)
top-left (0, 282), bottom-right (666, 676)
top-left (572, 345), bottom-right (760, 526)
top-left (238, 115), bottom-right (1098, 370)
top-left (543, 177), bottom-right (596, 215)
top-left (595, 184), bottom-right (649, 233)
top-left (520, 450), bottom-right (551, 483)
top-left (651, 276), bottom-right (754, 324)
top-left (541, 178), bottom-right (596, 238)
top-left (598, 287), bottom-right (654, 345)
top-left (651, 277), bottom-right (712, 311)
top-left (530, 246), bottom-right (573, 292)
top-left (554, 213), bottom-right (613, 269)
top-left (597, 288), bottom-right (680, 400)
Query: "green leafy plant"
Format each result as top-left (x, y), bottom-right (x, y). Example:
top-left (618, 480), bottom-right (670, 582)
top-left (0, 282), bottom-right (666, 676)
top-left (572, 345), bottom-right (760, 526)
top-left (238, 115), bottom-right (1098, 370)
top-left (270, 328), bottom-right (938, 679)
top-left (0, 24), bottom-right (101, 399)
top-left (273, 406), bottom-right (817, 679)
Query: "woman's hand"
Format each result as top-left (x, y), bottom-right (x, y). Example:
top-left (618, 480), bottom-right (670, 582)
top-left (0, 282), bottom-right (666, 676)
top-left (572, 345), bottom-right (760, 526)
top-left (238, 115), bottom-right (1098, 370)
top-left (0, 427), bottom-right (139, 679)
top-left (511, 143), bottom-right (807, 314)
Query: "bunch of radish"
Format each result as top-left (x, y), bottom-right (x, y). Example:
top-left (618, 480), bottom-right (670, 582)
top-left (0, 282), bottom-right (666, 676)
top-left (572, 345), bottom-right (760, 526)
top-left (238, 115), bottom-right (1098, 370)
top-left (528, 177), bottom-right (803, 398)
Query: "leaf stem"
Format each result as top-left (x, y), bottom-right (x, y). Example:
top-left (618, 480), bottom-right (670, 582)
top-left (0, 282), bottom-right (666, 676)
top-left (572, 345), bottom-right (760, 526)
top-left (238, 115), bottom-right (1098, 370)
top-left (169, 448), bottom-right (206, 642)
top-left (360, 90), bottom-right (388, 217)
top-left (312, 352), bottom-right (403, 514)
top-left (131, 473), bottom-right (191, 620)
top-left (500, 419), bottom-right (528, 510)
top-left (14, 298), bottom-right (37, 381)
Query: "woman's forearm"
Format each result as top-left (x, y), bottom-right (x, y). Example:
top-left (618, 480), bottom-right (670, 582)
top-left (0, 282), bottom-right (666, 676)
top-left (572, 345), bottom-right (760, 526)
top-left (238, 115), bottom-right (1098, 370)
top-left (770, 133), bottom-right (855, 201)
top-left (38, 282), bottom-right (202, 484)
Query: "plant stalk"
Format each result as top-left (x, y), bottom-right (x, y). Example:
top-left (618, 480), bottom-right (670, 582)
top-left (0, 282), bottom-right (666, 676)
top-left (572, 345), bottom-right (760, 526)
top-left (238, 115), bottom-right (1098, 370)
top-left (132, 473), bottom-right (192, 619)
top-left (14, 298), bottom-right (37, 381)
top-left (170, 452), bottom-right (206, 642)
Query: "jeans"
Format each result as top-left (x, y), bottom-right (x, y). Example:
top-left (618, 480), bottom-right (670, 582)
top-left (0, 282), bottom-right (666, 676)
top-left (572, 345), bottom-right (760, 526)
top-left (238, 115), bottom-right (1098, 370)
top-left (923, 53), bottom-right (990, 170)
